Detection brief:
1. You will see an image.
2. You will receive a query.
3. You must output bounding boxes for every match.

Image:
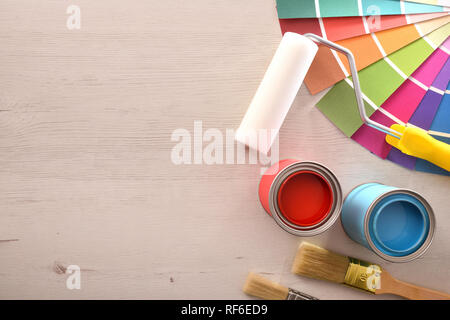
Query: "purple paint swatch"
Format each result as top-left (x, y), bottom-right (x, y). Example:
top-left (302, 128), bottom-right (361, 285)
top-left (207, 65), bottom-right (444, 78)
top-left (387, 57), bottom-right (450, 170)
top-left (409, 90), bottom-right (445, 128)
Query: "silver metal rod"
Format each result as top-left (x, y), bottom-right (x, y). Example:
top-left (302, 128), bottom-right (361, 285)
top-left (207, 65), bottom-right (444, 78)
top-left (287, 288), bottom-right (319, 300)
top-left (303, 33), bottom-right (402, 140)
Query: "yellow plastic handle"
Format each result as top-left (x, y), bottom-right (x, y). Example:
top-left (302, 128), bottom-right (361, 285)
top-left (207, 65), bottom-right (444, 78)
top-left (386, 124), bottom-right (450, 172)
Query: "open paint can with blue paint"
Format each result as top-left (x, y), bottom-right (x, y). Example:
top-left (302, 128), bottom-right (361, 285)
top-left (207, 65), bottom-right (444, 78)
top-left (341, 183), bottom-right (435, 263)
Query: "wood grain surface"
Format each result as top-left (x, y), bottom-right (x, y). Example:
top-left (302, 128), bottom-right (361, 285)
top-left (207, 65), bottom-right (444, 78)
top-left (0, 0), bottom-right (449, 299)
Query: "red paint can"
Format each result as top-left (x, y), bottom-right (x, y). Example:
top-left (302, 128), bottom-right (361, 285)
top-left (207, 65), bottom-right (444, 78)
top-left (259, 159), bottom-right (342, 236)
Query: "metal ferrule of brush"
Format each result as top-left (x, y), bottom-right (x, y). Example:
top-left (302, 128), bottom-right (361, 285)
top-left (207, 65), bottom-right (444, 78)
top-left (344, 258), bottom-right (382, 294)
top-left (286, 289), bottom-right (319, 300)
top-left (303, 33), bottom-right (403, 140)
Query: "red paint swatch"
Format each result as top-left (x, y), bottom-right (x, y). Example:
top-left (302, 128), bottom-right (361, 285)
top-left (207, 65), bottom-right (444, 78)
top-left (278, 12), bottom-right (447, 42)
top-left (277, 171), bottom-right (333, 227)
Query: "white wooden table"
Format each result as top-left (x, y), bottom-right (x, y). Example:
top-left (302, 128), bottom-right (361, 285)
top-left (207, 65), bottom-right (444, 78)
top-left (0, 0), bottom-right (449, 299)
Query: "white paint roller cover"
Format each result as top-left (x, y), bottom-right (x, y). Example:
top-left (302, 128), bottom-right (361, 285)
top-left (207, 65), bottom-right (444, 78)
top-left (235, 32), bottom-right (318, 154)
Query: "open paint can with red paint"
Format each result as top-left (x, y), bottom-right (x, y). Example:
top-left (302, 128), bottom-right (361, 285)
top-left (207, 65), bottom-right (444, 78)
top-left (259, 159), bottom-right (342, 236)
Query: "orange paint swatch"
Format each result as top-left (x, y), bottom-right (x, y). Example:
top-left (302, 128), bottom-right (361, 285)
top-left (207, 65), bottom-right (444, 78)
top-left (303, 47), bottom-right (347, 93)
top-left (304, 15), bottom-right (450, 94)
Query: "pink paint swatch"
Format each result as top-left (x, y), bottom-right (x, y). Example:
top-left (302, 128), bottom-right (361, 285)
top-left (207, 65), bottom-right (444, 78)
top-left (387, 58), bottom-right (450, 169)
top-left (351, 43), bottom-right (449, 159)
top-left (413, 46), bottom-right (449, 85)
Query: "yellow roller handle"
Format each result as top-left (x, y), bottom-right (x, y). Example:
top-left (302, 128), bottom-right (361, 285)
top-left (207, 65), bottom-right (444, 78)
top-left (386, 124), bottom-right (450, 172)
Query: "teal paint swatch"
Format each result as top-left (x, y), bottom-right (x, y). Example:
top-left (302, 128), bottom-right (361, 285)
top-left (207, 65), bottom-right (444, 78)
top-left (276, 0), bottom-right (445, 18)
top-left (404, 1), bottom-right (445, 14)
top-left (276, 0), bottom-right (317, 19)
top-left (362, 0), bottom-right (400, 15)
top-left (320, 0), bottom-right (359, 17)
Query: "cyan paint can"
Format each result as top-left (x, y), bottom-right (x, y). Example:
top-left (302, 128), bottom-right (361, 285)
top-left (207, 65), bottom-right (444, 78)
top-left (341, 183), bottom-right (435, 263)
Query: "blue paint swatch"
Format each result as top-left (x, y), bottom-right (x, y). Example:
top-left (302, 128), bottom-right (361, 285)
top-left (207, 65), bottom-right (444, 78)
top-left (416, 82), bottom-right (450, 176)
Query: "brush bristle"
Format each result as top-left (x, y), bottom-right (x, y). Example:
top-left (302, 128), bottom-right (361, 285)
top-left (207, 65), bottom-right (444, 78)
top-left (291, 242), bottom-right (350, 284)
top-left (243, 272), bottom-right (289, 300)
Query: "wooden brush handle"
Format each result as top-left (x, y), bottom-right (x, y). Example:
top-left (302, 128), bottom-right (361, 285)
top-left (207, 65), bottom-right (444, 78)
top-left (377, 271), bottom-right (450, 300)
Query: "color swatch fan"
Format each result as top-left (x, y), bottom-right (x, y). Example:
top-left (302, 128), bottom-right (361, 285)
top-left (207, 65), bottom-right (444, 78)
top-left (276, 0), bottom-right (450, 175)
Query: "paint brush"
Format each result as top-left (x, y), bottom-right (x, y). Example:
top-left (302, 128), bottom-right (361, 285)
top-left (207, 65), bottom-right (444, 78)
top-left (243, 272), bottom-right (318, 300)
top-left (292, 242), bottom-right (450, 300)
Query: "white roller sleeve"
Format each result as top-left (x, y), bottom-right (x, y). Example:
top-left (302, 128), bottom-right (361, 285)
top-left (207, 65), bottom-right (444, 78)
top-left (235, 32), bottom-right (318, 154)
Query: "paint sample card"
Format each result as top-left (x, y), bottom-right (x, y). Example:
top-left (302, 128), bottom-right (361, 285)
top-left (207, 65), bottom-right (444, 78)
top-left (408, 59), bottom-right (450, 128)
top-left (279, 12), bottom-right (448, 42)
top-left (316, 23), bottom-right (449, 138)
top-left (276, 0), bottom-right (448, 19)
top-left (401, 0), bottom-right (450, 6)
top-left (387, 58), bottom-right (450, 169)
top-left (415, 82), bottom-right (450, 176)
top-left (304, 15), bottom-right (450, 94)
top-left (351, 44), bottom-right (449, 159)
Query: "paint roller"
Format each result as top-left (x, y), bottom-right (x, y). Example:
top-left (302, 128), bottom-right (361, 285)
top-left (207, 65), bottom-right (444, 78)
top-left (235, 32), bottom-right (450, 172)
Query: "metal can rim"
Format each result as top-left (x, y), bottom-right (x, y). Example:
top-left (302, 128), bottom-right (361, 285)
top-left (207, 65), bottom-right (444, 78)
top-left (362, 188), bottom-right (436, 263)
top-left (268, 161), bottom-right (342, 237)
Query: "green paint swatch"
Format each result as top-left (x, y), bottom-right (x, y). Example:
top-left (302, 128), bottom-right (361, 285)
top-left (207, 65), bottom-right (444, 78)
top-left (316, 25), bottom-right (449, 137)
top-left (357, 60), bottom-right (404, 107)
top-left (389, 39), bottom-right (434, 75)
top-left (316, 80), bottom-right (374, 137)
